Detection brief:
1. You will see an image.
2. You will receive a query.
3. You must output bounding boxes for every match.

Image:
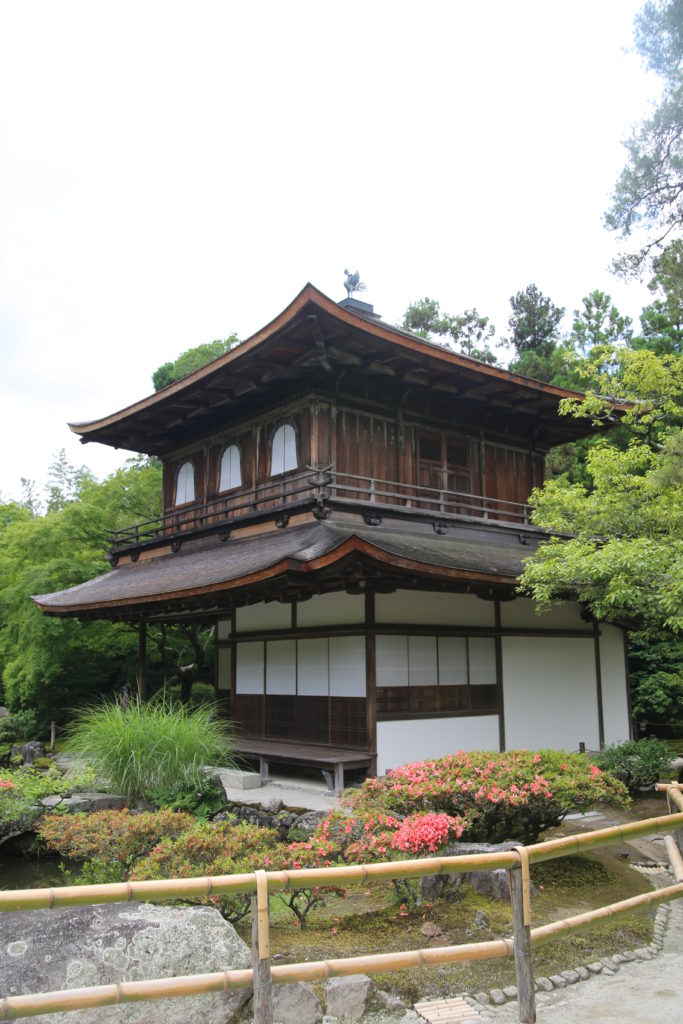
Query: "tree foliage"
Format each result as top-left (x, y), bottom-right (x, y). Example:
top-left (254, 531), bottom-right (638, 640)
top-left (521, 438), bottom-right (682, 631)
top-left (606, 0), bottom-right (683, 275)
top-left (0, 457), bottom-right (163, 720)
top-left (402, 298), bottom-right (499, 364)
top-left (636, 239), bottom-right (683, 353)
top-left (559, 344), bottom-right (683, 440)
top-left (152, 335), bottom-right (240, 391)
top-left (570, 291), bottom-right (633, 354)
top-left (506, 284), bottom-right (565, 358)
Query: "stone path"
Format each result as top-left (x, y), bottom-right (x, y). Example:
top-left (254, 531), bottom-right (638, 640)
top-left (461, 879), bottom-right (683, 1024)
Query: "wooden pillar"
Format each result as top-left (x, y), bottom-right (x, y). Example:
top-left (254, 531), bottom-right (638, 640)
top-left (138, 621), bottom-right (147, 703)
top-left (495, 600), bottom-right (506, 752)
top-left (251, 871), bottom-right (273, 1024)
top-left (365, 591), bottom-right (377, 776)
top-left (510, 855), bottom-right (536, 1023)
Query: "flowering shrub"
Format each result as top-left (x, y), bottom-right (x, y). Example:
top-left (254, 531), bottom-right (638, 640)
top-left (131, 821), bottom-right (284, 923)
top-left (38, 808), bottom-right (196, 874)
top-left (346, 750), bottom-right (629, 844)
top-left (306, 809), bottom-right (466, 907)
top-left (276, 828), bottom-right (347, 928)
top-left (391, 812), bottom-right (467, 854)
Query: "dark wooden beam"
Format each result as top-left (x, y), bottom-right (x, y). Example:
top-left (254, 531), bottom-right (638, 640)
top-left (138, 621), bottom-right (147, 702)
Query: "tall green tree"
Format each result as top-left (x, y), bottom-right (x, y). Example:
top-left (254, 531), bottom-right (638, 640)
top-left (519, 348), bottom-right (683, 633)
top-left (402, 299), bottom-right (498, 364)
top-left (570, 291), bottom-right (633, 354)
top-left (506, 284), bottom-right (565, 359)
top-left (635, 239), bottom-right (683, 354)
top-left (606, 0), bottom-right (683, 275)
top-left (152, 335), bottom-right (240, 391)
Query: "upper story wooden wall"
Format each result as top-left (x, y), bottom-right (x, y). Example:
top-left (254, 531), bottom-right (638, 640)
top-left (161, 394), bottom-right (544, 515)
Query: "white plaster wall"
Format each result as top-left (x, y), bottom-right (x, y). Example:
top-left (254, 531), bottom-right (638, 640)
top-left (236, 602), bottom-right (291, 632)
top-left (377, 716), bottom-right (500, 775)
top-left (376, 590), bottom-right (494, 627)
top-left (502, 636), bottom-right (599, 750)
top-left (500, 597), bottom-right (585, 630)
top-left (599, 625), bottom-right (631, 744)
top-left (297, 591), bottom-right (365, 627)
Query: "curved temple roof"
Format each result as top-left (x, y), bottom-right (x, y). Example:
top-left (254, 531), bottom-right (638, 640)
top-left (69, 283), bottom-right (594, 455)
top-left (33, 519), bottom-right (534, 620)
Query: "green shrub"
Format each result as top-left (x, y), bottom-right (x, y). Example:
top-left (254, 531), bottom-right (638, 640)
top-left (0, 709), bottom-right (39, 743)
top-left (65, 699), bottom-right (234, 802)
top-left (150, 682), bottom-right (217, 707)
top-left (593, 738), bottom-right (675, 792)
top-left (0, 764), bottom-right (95, 829)
top-left (631, 672), bottom-right (683, 724)
top-left (151, 773), bottom-right (225, 820)
top-left (346, 749), bottom-right (630, 844)
top-left (131, 820), bottom-right (284, 922)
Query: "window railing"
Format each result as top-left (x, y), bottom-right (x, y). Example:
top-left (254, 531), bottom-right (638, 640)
top-left (107, 468), bottom-right (532, 556)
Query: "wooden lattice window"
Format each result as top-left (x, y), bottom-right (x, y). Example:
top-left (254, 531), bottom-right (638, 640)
top-left (417, 432), bottom-right (471, 494)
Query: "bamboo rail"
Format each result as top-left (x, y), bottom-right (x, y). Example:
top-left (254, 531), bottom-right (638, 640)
top-left (2, 804), bottom-right (683, 1023)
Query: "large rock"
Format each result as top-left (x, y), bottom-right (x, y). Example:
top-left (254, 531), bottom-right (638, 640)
top-left (288, 810), bottom-right (326, 840)
top-left (10, 741), bottom-right (46, 764)
top-left (273, 981), bottom-right (323, 1024)
top-left (0, 902), bottom-right (251, 1024)
top-left (326, 974), bottom-right (373, 1019)
top-left (40, 792), bottom-right (127, 813)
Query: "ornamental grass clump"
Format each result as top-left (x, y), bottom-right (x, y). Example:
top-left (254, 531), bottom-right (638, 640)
top-left (65, 699), bottom-right (234, 802)
top-left (346, 749), bottom-right (629, 844)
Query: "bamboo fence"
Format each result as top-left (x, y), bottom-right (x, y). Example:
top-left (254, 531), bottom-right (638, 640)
top-left (1, 788), bottom-right (683, 1024)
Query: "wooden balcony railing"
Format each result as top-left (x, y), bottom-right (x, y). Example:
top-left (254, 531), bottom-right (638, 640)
top-left (107, 468), bottom-right (531, 555)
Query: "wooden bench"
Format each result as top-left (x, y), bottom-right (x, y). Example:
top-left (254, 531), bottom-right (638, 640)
top-left (232, 738), bottom-right (373, 792)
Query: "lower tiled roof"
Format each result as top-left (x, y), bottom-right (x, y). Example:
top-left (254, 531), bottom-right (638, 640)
top-left (33, 517), bottom-right (539, 617)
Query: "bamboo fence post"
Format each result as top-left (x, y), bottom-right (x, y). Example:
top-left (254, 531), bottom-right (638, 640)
top-left (510, 849), bottom-right (535, 1024)
top-left (665, 782), bottom-right (683, 854)
top-left (50, 721), bottom-right (56, 753)
top-left (251, 870), bottom-right (273, 1024)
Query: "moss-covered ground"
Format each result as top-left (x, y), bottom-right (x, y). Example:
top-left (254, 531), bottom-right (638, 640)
top-left (236, 829), bottom-right (658, 1003)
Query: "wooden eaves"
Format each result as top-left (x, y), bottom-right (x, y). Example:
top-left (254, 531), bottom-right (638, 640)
top-left (68, 284), bottom-right (600, 456)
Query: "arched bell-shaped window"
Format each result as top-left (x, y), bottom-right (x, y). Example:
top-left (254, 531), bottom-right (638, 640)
top-left (270, 424), bottom-right (297, 476)
top-left (175, 461), bottom-right (195, 505)
top-left (219, 444), bottom-right (242, 491)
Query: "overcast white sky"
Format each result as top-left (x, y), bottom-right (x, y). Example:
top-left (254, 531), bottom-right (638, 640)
top-left (0, 1), bottom-right (661, 502)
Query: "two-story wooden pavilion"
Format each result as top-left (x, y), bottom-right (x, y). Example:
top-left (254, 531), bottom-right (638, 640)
top-left (34, 284), bottom-right (631, 784)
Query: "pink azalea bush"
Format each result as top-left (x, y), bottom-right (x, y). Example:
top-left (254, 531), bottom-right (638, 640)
top-left (346, 750), bottom-right (629, 844)
top-left (277, 829), bottom-right (348, 928)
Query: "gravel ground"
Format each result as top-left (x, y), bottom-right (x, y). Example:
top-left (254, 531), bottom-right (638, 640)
top-left (480, 886), bottom-right (683, 1024)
